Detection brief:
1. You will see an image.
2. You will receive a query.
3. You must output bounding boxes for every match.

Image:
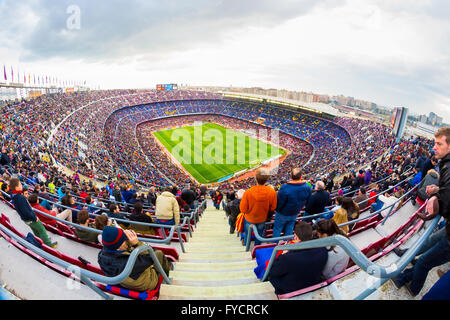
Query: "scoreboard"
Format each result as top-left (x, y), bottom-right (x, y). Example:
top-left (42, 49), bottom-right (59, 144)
top-left (156, 84), bottom-right (178, 91)
top-left (391, 106), bottom-right (408, 142)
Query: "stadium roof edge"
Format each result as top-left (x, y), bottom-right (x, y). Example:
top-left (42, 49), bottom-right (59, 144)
top-left (219, 91), bottom-right (340, 118)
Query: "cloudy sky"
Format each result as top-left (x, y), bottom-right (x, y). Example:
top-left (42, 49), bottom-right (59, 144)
top-left (1, 0), bottom-right (450, 122)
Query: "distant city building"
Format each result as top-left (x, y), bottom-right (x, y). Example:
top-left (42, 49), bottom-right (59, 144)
top-left (416, 112), bottom-right (445, 127)
top-left (419, 114), bottom-right (428, 124)
top-left (184, 85), bottom-right (444, 125)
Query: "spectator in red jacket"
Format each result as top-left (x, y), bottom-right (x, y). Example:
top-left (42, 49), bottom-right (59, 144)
top-left (28, 193), bottom-right (72, 226)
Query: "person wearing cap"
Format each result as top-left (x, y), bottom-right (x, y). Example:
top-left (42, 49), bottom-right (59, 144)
top-left (97, 226), bottom-right (171, 292)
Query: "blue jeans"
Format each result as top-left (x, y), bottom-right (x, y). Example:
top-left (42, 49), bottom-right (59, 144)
top-left (272, 213), bottom-right (297, 240)
top-left (395, 237), bottom-right (450, 295)
top-left (156, 219), bottom-right (175, 226)
top-left (422, 269), bottom-right (450, 300)
top-left (415, 226), bottom-right (446, 257)
top-left (243, 218), bottom-right (265, 246)
top-left (371, 200), bottom-right (384, 216)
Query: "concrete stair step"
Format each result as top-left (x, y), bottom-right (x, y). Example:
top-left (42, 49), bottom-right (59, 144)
top-left (174, 260), bottom-right (257, 272)
top-left (156, 204), bottom-right (277, 300)
top-left (184, 242), bottom-right (243, 249)
top-left (184, 245), bottom-right (246, 253)
top-left (203, 209), bottom-right (224, 213)
top-left (179, 251), bottom-right (251, 262)
top-left (190, 233), bottom-right (238, 240)
top-left (159, 282), bottom-right (277, 300)
top-left (193, 230), bottom-right (236, 237)
top-left (171, 278), bottom-right (260, 286)
top-left (198, 218), bottom-right (227, 222)
top-left (188, 237), bottom-right (241, 244)
top-left (171, 269), bottom-right (256, 281)
top-left (195, 225), bottom-right (228, 230)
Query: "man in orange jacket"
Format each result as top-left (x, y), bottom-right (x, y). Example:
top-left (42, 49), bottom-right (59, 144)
top-left (240, 168), bottom-right (277, 246)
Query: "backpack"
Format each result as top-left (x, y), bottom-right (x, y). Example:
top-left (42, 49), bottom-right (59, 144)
top-left (235, 213), bottom-right (245, 233)
top-left (24, 232), bottom-right (43, 249)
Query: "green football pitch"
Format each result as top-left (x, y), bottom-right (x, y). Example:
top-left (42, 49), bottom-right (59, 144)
top-left (153, 123), bottom-right (286, 184)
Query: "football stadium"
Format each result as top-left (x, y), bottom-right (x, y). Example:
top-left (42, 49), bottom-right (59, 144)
top-left (0, 1), bottom-right (449, 309)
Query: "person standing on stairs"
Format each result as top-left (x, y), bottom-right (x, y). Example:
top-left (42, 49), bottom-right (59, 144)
top-left (240, 168), bottom-right (277, 246)
top-left (224, 189), bottom-right (245, 234)
top-left (155, 187), bottom-right (180, 226)
top-left (392, 127), bottom-right (450, 297)
top-left (273, 168), bottom-right (311, 238)
top-left (212, 190), bottom-right (223, 210)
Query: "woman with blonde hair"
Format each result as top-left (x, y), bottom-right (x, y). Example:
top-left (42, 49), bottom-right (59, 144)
top-left (331, 196), bottom-right (349, 234)
top-left (416, 169), bottom-right (440, 203)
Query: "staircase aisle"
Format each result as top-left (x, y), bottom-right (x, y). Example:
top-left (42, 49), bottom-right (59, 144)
top-left (159, 203), bottom-right (277, 300)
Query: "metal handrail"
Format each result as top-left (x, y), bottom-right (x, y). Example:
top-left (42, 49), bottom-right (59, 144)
top-left (27, 188), bottom-right (193, 225)
top-left (1, 190), bottom-right (188, 252)
top-left (255, 171), bottom-right (413, 231)
top-left (261, 215), bottom-right (439, 286)
top-left (330, 166), bottom-right (413, 198)
top-left (259, 198), bottom-right (439, 288)
top-left (244, 182), bottom-right (418, 251)
top-left (20, 175), bottom-right (155, 210)
top-left (295, 174), bottom-right (413, 224)
top-left (34, 190), bottom-right (155, 216)
top-left (0, 222), bottom-right (172, 300)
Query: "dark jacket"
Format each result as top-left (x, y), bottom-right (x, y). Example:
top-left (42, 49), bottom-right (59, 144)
top-left (74, 222), bottom-right (99, 243)
top-left (352, 174), bottom-right (365, 190)
top-left (418, 170), bottom-right (439, 201)
top-left (113, 189), bottom-right (123, 202)
top-left (305, 190), bottom-right (330, 215)
top-left (436, 153), bottom-right (450, 239)
top-left (98, 242), bottom-right (155, 281)
top-left (276, 181), bottom-right (311, 216)
top-left (11, 192), bottom-right (37, 222)
top-left (420, 158), bottom-right (435, 180)
top-left (269, 247), bottom-right (328, 295)
top-left (225, 199), bottom-right (241, 220)
top-left (415, 155), bottom-right (427, 171)
top-left (108, 210), bottom-right (127, 221)
top-left (122, 190), bottom-right (135, 204)
top-left (181, 189), bottom-right (196, 205)
top-left (0, 152), bottom-right (10, 166)
top-left (147, 192), bottom-right (157, 206)
top-left (212, 192), bottom-right (223, 205)
top-left (129, 212), bottom-right (155, 234)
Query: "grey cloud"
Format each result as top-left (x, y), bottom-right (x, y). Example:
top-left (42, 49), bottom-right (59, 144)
top-left (3, 0), bottom-right (342, 62)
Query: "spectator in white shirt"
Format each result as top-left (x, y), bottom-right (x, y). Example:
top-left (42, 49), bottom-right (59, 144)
top-left (315, 219), bottom-right (350, 279)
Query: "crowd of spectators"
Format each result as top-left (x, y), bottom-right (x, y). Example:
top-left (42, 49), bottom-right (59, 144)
top-left (3, 88), bottom-right (447, 298)
top-left (226, 133), bottom-right (443, 296)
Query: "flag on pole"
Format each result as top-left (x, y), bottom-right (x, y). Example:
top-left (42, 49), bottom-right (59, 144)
top-left (3, 65), bottom-right (6, 81)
